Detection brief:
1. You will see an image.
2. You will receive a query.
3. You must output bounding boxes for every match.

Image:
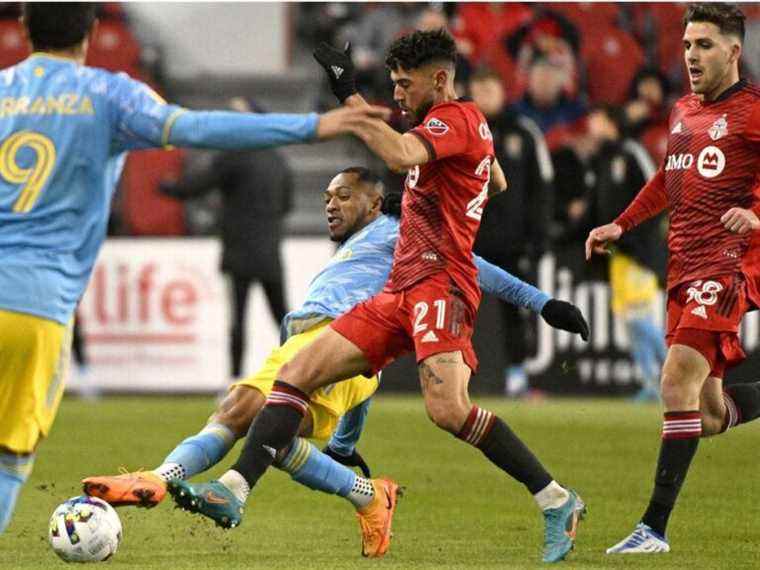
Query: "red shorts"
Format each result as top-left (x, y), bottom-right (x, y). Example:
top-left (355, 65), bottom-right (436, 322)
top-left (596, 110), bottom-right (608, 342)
top-left (330, 271), bottom-right (479, 375)
top-left (666, 274), bottom-right (748, 378)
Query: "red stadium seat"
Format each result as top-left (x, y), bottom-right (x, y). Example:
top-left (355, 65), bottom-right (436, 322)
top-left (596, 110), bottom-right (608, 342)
top-left (582, 25), bottom-right (645, 104)
top-left (86, 20), bottom-right (141, 74)
top-left (120, 149), bottom-right (186, 236)
top-left (0, 20), bottom-right (30, 69)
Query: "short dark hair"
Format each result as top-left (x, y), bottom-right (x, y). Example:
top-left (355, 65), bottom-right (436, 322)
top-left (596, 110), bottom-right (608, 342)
top-left (23, 3), bottom-right (97, 51)
top-left (683, 3), bottom-right (745, 43)
top-left (339, 166), bottom-right (385, 195)
top-left (385, 28), bottom-right (457, 72)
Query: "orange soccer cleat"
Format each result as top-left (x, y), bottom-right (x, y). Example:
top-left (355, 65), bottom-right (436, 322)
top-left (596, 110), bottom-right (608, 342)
top-left (82, 470), bottom-right (167, 508)
top-left (356, 477), bottom-right (401, 558)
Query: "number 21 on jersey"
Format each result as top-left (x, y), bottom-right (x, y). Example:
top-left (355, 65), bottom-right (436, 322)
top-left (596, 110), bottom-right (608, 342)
top-left (0, 130), bottom-right (57, 213)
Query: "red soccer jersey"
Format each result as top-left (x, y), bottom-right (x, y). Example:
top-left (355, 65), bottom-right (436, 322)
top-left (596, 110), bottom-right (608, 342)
top-left (385, 100), bottom-right (495, 308)
top-left (616, 80), bottom-right (760, 297)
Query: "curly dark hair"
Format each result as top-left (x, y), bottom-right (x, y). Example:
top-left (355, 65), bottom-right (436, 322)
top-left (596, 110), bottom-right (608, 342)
top-left (385, 28), bottom-right (457, 72)
top-left (684, 3), bottom-right (745, 42)
top-left (23, 3), bottom-right (96, 51)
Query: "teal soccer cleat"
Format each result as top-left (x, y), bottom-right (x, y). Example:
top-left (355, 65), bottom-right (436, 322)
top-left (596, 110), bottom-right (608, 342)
top-left (168, 480), bottom-right (244, 529)
top-left (542, 490), bottom-right (586, 563)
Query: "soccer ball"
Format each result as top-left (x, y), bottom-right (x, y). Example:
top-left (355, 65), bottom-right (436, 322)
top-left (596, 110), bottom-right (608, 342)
top-left (48, 495), bottom-right (122, 563)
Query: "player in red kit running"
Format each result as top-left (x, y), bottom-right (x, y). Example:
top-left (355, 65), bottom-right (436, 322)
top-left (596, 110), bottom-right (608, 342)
top-left (170, 29), bottom-right (588, 564)
top-left (587, 3), bottom-right (760, 554)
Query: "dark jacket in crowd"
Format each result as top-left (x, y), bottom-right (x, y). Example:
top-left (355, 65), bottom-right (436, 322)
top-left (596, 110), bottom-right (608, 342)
top-left (586, 138), bottom-right (667, 278)
top-left (474, 110), bottom-right (554, 268)
top-left (167, 148), bottom-right (293, 280)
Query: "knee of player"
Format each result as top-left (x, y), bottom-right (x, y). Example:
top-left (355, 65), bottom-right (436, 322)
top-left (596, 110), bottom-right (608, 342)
top-left (424, 398), bottom-right (469, 433)
top-left (211, 388), bottom-right (261, 438)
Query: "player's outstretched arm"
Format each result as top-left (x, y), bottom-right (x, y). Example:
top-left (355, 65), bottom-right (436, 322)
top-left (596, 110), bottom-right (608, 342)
top-left (585, 222), bottom-right (623, 260)
top-left (721, 207), bottom-right (760, 235)
top-left (474, 255), bottom-right (589, 340)
top-left (164, 105), bottom-right (389, 150)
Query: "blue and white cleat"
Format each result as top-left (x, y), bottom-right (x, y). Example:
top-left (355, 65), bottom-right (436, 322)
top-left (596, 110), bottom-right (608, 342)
top-left (542, 490), bottom-right (587, 563)
top-left (606, 522), bottom-right (670, 554)
top-left (168, 480), bottom-right (244, 529)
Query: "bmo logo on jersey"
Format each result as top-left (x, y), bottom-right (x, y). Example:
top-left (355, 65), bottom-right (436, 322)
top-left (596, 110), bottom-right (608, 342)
top-left (697, 146), bottom-right (725, 178)
top-left (664, 146), bottom-right (726, 178)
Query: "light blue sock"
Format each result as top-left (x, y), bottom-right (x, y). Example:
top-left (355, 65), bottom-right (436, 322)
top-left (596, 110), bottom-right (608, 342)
top-left (277, 438), bottom-right (374, 508)
top-left (0, 452), bottom-right (34, 535)
top-left (157, 422), bottom-right (235, 481)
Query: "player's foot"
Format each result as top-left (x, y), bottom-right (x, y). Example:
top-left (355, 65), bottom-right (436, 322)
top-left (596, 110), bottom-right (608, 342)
top-left (542, 489), bottom-right (586, 563)
top-left (167, 479), bottom-right (243, 529)
top-left (356, 477), bottom-right (401, 558)
top-left (606, 522), bottom-right (670, 554)
top-left (82, 470), bottom-right (166, 508)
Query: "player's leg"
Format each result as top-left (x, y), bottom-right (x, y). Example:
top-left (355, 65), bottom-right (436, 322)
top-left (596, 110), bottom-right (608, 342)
top-left (226, 272), bottom-right (251, 378)
top-left (169, 327), bottom-right (378, 526)
top-left (418, 351), bottom-right (584, 563)
top-left (608, 341), bottom-right (709, 554)
top-left (0, 310), bottom-right (70, 534)
top-left (261, 277), bottom-right (288, 325)
top-left (214, 327), bottom-right (371, 501)
top-left (628, 316), bottom-right (665, 401)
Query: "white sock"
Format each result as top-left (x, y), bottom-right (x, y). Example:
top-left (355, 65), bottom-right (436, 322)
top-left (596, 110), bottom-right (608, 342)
top-left (219, 469), bottom-right (250, 503)
top-left (347, 477), bottom-right (375, 510)
top-left (533, 480), bottom-right (569, 511)
top-left (153, 462), bottom-right (186, 482)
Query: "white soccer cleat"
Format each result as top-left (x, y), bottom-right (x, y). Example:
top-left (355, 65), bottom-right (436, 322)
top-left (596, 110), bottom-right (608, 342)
top-left (606, 523), bottom-right (670, 554)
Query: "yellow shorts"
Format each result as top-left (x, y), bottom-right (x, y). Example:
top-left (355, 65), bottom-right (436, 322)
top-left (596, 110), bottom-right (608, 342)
top-left (610, 253), bottom-right (660, 316)
top-left (0, 309), bottom-right (72, 454)
top-left (232, 320), bottom-right (379, 440)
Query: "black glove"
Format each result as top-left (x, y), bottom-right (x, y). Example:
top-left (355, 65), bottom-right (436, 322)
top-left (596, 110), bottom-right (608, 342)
top-left (313, 42), bottom-right (357, 103)
top-left (323, 445), bottom-right (371, 478)
top-left (540, 299), bottom-right (590, 341)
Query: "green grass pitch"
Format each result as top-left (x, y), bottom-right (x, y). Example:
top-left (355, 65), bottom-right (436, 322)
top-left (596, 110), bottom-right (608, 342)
top-left (3, 395), bottom-right (759, 569)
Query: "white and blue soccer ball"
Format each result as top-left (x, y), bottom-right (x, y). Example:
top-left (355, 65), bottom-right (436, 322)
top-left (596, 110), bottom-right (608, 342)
top-left (48, 495), bottom-right (122, 563)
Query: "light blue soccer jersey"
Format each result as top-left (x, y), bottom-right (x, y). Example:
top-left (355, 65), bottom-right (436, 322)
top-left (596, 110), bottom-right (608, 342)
top-left (283, 214), bottom-right (550, 339)
top-left (0, 54), bottom-right (318, 324)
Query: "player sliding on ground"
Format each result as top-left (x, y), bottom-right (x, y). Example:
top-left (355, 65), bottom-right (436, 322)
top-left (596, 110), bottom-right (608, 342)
top-left (83, 166), bottom-right (590, 558)
top-left (587, 3), bottom-right (760, 555)
top-left (0, 2), bottom-right (388, 537)
top-left (170, 29), bottom-right (588, 564)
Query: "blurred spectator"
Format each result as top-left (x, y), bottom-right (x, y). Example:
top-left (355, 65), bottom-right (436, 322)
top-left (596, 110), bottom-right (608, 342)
top-left (625, 67), bottom-right (672, 164)
top-left (581, 105), bottom-right (667, 401)
top-left (506, 7), bottom-right (581, 100)
top-left (451, 2), bottom-right (533, 102)
top-left (161, 98), bottom-right (292, 379)
top-left (511, 54), bottom-right (587, 151)
top-left (469, 69), bottom-right (554, 397)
